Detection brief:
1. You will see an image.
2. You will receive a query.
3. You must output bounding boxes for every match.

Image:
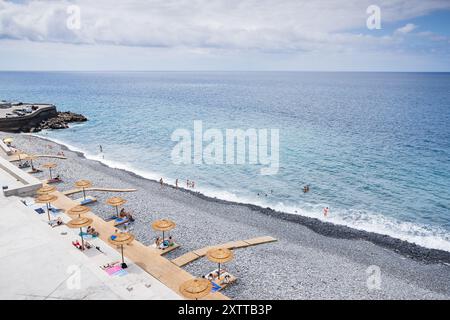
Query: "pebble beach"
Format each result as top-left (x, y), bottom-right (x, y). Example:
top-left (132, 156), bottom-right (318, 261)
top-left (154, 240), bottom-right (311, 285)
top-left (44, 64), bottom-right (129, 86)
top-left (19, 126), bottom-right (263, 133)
top-left (5, 132), bottom-right (450, 300)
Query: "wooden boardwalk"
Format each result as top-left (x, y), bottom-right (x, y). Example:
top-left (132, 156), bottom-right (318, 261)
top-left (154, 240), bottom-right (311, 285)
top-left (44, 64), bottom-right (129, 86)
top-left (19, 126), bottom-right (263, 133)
top-left (8, 153), bottom-right (67, 162)
top-left (63, 187), bottom-right (137, 196)
top-left (172, 236), bottom-right (277, 267)
top-left (50, 191), bottom-right (228, 300)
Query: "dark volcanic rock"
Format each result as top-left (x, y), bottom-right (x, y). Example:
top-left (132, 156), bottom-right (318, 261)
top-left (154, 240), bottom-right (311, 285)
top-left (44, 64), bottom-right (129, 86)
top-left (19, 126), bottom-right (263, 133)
top-left (39, 111), bottom-right (87, 130)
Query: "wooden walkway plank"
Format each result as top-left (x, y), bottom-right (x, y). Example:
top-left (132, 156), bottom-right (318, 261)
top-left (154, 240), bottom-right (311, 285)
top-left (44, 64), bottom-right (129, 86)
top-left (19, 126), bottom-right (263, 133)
top-left (172, 236), bottom-right (277, 267)
top-left (63, 187), bottom-right (137, 196)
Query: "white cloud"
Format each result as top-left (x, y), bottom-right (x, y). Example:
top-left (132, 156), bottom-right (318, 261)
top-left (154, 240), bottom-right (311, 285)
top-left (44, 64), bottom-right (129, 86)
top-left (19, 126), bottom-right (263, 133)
top-left (0, 0), bottom-right (449, 53)
top-left (395, 23), bottom-right (418, 34)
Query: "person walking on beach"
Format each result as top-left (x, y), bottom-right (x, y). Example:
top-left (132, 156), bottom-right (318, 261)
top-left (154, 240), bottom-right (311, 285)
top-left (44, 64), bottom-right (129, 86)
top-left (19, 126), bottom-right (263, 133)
top-left (175, 179), bottom-right (179, 188)
top-left (323, 207), bottom-right (329, 217)
top-left (160, 178), bottom-right (164, 186)
top-left (99, 145), bottom-right (103, 153)
top-left (186, 179), bottom-right (190, 188)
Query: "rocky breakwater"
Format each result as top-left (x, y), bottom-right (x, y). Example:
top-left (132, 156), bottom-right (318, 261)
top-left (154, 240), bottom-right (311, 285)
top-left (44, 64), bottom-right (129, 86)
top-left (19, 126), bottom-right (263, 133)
top-left (31, 111), bottom-right (87, 132)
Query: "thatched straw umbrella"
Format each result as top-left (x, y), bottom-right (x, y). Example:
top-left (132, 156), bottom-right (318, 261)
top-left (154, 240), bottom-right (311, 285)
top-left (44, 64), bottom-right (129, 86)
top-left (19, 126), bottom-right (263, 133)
top-left (35, 193), bottom-right (58, 221)
top-left (42, 163), bottom-right (57, 180)
top-left (67, 205), bottom-right (90, 218)
top-left (74, 180), bottom-right (92, 201)
top-left (108, 232), bottom-right (135, 268)
top-left (26, 155), bottom-right (38, 171)
top-left (36, 185), bottom-right (56, 195)
top-left (151, 219), bottom-right (175, 242)
top-left (66, 217), bottom-right (93, 250)
top-left (179, 278), bottom-right (212, 300)
top-left (106, 197), bottom-right (127, 216)
top-left (206, 248), bottom-right (234, 280)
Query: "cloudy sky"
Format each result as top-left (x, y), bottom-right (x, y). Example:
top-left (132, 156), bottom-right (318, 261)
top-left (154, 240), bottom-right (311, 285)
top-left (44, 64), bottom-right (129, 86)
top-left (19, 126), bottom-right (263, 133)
top-left (0, 0), bottom-right (449, 71)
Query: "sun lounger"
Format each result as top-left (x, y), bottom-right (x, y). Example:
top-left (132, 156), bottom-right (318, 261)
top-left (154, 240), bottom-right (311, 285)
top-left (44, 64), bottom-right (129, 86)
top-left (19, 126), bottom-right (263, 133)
top-left (114, 217), bottom-right (129, 226)
top-left (150, 242), bottom-right (180, 255)
top-left (206, 270), bottom-right (236, 291)
top-left (47, 177), bottom-right (63, 184)
top-left (79, 231), bottom-right (98, 239)
top-left (73, 196), bottom-right (97, 205)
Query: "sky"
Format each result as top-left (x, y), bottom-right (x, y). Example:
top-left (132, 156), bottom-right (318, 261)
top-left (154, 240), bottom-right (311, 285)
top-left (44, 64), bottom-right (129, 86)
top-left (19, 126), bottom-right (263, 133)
top-left (0, 0), bottom-right (449, 71)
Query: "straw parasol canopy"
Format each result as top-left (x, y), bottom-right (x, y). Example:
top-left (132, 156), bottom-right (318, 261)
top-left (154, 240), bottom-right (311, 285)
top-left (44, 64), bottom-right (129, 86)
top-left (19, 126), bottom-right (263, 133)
top-left (106, 197), bottom-right (127, 215)
top-left (75, 180), bottom-right (92, 200)
top-left (35, 193), bottom-right (58, 203)
top-left (42, 162), bottom-right (57, 179)
top-left (152, 219), bottom-right (176, 232)
top-left (179, 278), bottom-right (212, 300)
top-left (152, 219), bottom-right (176, 241)
top-left (106, 196), bottom-right (126, 207)
top-left (108, 232), bottom-right (135, 268)
top-left (75, 180), bottom-right (92, 189)
top-left (66, 217), bottom-right (93, 229)
top-left (206, 247), bottom-right (234, 280)
top-left (108, 232), bottom-right (135, 246)
top-left (37, 185), bottom-right (56, 195)
top-left (35, 193), bottom-right (58, 221)
top-left (67, 205), bottom-right (90, 217)
top-left (42, 163), bottom-right (57, 169)
top-left (206, 248), bottom-right (234, 264)
top-left (66, 217), bottom-right (93, 250)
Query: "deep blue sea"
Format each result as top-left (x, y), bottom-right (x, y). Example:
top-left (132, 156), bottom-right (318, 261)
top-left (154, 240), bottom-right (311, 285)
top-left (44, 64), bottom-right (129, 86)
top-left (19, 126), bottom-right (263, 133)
top-left (1, 71), bottom-right (449, 251)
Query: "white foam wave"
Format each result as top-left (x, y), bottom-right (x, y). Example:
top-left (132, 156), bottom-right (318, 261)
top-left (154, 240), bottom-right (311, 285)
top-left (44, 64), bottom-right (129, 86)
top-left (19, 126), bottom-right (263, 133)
top-left (28, 133), bottom-right (450, 253)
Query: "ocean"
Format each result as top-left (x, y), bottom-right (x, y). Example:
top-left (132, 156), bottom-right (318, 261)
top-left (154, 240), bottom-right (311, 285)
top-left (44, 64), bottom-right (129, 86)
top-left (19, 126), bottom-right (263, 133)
top-left (1, 71), bottom-right (449, 251)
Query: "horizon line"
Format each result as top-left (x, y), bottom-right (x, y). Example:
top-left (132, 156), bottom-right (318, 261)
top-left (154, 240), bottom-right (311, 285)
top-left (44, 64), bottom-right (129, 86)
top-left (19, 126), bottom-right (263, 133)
top-left (1, 70), bottom-right (450, 73)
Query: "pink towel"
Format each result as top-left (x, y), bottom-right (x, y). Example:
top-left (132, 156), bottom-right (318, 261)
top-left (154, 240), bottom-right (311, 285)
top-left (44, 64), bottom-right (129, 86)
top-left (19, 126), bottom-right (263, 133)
top-left (105, 265), bottom-right (122, 275)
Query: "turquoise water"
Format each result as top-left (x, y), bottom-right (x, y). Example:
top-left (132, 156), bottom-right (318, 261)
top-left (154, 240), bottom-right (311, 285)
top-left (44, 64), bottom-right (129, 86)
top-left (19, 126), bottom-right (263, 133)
top-left (1, 71), bottom-right (449, 250)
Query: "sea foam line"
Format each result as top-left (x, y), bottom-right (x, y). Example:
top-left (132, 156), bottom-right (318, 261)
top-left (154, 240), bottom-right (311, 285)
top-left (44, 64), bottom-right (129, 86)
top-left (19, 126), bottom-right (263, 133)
top-left (28, 132), bottom-right (450, 253)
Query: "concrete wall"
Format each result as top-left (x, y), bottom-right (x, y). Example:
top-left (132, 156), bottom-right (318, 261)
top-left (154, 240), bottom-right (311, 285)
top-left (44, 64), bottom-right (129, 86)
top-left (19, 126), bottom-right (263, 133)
top-left (0, 105), bottom-right (57, 132)
top-left (0, 157), bottom-right (42, 197)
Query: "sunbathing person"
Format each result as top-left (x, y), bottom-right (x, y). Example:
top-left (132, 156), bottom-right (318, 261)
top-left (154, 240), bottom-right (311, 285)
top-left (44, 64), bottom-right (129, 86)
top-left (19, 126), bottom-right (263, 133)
top-left (155, 237), bottom-right (162, 247)
top-left (87, 226), bottom-right (99, 237)
top-left (119, 208), bottom-right (135, 222)
top-left (223, 274), bottom-right (231, 284)
top-left (49, 217), bottom-right (64, 228)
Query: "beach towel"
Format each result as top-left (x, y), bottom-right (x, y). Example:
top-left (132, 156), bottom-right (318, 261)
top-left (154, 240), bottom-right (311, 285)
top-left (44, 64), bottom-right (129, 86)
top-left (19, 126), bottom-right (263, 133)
top-left (114, 217), bottom-right (129, 226)
top-left (211, 282), bottom-right (222, 292)
top-left (35, 208), bottom-right (45, 214)
top-left (80, 198), bottom-right (94, 205)
top-left (104, 265), bottom-right (128, 277)
top-left (79, 232), bottom-right (98, 239)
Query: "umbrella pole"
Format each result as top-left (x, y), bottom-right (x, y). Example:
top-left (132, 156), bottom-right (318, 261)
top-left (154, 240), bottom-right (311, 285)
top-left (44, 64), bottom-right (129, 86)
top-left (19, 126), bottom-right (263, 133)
top-left (80, 227), bottom-right (84, 250)
top-left (115, 206), bottom-right (119, 217)
top-left (121, 245), bottom-right (127, 269)
top-left (163, 231), bottom-right (165, 242)
top-left (82, 188), bottom-right (86, 201)
top-left (46, 203), bottom-right (51, 221)
top-left (49, 168), bottom-right (53, 180)
top-left (30, 159), bottom-right (34, 170)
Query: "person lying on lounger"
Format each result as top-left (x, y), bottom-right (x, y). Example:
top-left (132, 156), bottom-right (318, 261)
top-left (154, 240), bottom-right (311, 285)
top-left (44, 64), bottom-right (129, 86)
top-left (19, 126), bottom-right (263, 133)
top-left (222, 274), bottom-right (231, 284)
top-left (87, 226), bottom-right (99, 237)
top-left (19, 161), bottom-right (30, 169)
top-left (119, 209), bottom-right (135, 222)
top-left (49, 217), bottom-right (63, 228)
